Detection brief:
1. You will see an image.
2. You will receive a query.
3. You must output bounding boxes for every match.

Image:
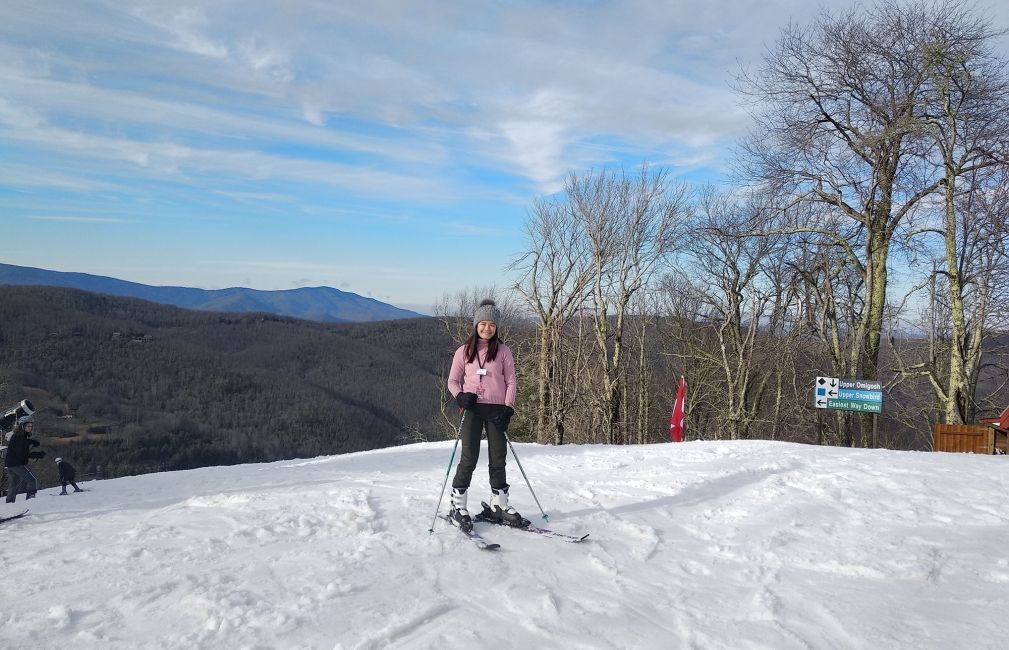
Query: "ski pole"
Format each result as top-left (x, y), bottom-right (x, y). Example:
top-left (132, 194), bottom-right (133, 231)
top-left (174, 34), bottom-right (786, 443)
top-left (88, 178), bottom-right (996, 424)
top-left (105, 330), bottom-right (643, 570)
top-left (428, 409), bottom-right (467, 533)
top-left (503, 431), bottom-right (548, 521)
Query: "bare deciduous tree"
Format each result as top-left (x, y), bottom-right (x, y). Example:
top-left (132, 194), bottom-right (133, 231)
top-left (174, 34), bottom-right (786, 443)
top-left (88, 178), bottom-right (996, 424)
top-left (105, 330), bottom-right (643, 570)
top-left (568, 164), bottom-right (691, 444)
top-left (680, 189), bottom-right (783, 440)
top-left (736, 1), bottom-right (957, 428)
top-left (919, 20), bottom-right (1009, 422)
top-left (510, 198), bottom-right (593, 444)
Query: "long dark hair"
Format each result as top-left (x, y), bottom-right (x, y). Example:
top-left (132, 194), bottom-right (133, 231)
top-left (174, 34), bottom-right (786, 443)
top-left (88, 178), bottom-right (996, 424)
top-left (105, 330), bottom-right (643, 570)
top-left (465, 327), bottom-right (500, 363)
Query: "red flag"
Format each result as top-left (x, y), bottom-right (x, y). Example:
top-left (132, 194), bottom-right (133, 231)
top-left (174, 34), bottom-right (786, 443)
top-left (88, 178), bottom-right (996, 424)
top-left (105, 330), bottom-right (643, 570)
top-left (669, 376), bottom-right (686, 442)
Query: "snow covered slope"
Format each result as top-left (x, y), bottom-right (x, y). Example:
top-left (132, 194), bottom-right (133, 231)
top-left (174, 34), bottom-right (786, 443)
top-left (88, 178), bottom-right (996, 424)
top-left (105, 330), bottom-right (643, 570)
top-left (1, 441), bottom-right (1006, 649)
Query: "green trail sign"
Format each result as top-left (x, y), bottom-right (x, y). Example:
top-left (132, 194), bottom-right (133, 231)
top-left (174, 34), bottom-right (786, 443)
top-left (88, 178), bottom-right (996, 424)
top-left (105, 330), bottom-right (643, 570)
top-left (824, 399), bottom-right (881, 413)
top-left (814, 376), bottom-right (884, 413)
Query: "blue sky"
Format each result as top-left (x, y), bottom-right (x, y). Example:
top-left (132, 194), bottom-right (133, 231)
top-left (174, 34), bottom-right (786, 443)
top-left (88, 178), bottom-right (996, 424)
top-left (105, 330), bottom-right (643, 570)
top-left (3, 1), bottom-right (1008, 314)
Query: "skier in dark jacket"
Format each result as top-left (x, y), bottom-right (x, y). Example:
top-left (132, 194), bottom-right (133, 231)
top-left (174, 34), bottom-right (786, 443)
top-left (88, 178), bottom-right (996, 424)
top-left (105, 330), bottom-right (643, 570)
top-left (4, 416), bottom-right (42, 502)
top-left (55, 457), bottom-right (83, 495)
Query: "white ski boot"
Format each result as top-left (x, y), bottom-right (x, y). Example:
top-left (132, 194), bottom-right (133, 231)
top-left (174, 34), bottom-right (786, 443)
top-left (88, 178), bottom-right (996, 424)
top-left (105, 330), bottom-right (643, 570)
top-left (449, 487), bottom-right (473, 532)
top-left (481, 487), bottom-right (530, 528)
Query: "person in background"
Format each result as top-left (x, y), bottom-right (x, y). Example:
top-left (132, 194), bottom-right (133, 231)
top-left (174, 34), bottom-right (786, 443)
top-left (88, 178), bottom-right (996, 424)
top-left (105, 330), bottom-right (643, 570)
top-left (4, 415), bottom-right (42, 502)
top-left (446, 299), bottom-right (529, 531)
top-left (55, 457), bottom-right (84, 495)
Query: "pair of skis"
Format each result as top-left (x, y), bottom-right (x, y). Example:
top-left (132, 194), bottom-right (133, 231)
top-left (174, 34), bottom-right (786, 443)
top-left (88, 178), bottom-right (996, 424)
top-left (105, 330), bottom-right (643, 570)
top-left (441, 502), bottom-right (589, 551)
top-left (440, 515), bottom-right (502, 550)
top-left (0, 508), bottom-right (29, 525)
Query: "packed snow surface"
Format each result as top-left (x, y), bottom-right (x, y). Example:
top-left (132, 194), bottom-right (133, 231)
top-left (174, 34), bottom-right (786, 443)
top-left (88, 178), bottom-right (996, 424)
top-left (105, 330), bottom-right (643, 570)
top-left (2, 440), bottom-right (1007, 649)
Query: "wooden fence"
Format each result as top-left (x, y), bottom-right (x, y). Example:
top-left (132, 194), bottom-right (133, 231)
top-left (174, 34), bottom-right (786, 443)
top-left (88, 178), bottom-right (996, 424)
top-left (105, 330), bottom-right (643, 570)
top-left (933, 424), bottom-right (1003, 454)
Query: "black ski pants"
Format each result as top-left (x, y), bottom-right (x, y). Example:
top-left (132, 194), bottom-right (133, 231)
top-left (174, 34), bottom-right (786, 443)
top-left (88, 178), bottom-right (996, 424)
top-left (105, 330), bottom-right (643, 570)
top-left (451, 403), bottom-right (510, 492)
top-left (61, 480), bottom-right (82, 494)
top-left (5, 465), bottom-right (37, 503)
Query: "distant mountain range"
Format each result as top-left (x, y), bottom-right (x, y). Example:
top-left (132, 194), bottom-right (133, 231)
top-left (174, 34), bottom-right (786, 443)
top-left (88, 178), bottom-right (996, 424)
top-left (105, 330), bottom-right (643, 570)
top-left (0, 263), bottom-right (423, 323)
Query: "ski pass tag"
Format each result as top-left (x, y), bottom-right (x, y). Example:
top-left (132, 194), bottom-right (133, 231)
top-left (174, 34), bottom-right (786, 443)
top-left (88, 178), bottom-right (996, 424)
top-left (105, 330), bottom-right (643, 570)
top-left (476, 368), bottom-right (488, 376)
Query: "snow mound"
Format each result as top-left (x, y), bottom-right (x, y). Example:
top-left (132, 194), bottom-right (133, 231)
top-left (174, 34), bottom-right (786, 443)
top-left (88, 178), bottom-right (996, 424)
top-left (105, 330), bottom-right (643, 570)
top-left (2, 440), bottom-right (1006, 649)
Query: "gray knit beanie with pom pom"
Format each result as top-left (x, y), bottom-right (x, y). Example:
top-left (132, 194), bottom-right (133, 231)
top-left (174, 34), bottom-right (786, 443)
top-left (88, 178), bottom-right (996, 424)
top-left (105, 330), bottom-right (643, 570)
top-left (473, 299), bottom-right (501, 327)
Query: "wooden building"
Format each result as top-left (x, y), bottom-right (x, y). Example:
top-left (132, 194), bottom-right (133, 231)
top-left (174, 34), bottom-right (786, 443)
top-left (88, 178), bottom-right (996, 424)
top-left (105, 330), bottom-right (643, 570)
top-left (933, 406), bottom-right (1009, 454)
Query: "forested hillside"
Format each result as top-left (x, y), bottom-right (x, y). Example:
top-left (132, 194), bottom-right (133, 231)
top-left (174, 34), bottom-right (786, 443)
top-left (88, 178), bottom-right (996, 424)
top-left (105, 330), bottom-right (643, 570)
top-left (0, 286), bottom-right (453, 487)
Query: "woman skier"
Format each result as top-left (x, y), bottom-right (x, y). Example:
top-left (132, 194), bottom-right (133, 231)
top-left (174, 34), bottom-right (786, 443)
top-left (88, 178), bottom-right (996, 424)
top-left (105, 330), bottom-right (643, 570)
top-left (447, 299), bottom-right (529, 531)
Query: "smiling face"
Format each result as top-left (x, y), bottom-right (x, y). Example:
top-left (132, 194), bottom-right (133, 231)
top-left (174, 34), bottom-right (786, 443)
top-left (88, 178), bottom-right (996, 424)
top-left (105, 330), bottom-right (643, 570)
top-left (476, 320), bottom-right (497, 340)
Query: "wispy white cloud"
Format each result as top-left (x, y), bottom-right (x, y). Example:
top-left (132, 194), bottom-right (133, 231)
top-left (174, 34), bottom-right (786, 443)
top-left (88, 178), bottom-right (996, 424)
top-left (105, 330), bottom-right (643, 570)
top-left (0, 163), bottom-right (115, 191)
top-left (0, 96), bottom-right (453, 202)
top-left (3, 0), bottom-right (1007, 305)
top-left (129, 4), bottom-right (229, 59)
top-left (27, 215), bottom-right (137, 223)
top-left (212, 190), bottom-right (298, 203)
top-left (0, 0), bottom-right (779, 195)
top-left (0, 63), bottom-right (449, 165)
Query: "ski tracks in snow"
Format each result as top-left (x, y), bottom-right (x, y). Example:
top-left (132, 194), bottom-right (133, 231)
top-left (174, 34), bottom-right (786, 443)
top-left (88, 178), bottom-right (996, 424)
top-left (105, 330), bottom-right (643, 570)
top-left (3, 441), bottom-right (1008, 649)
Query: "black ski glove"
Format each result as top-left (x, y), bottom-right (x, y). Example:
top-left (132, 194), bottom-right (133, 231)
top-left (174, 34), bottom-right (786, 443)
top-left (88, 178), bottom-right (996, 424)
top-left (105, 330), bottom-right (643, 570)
top-left (455, 392), bottom-right (478, 410)
top-left (496, 406), bottom-right (515, 430)
top-left (28, 438), bottom-right (40, 448)
top-left (29, 450), bottom-right (46, 460)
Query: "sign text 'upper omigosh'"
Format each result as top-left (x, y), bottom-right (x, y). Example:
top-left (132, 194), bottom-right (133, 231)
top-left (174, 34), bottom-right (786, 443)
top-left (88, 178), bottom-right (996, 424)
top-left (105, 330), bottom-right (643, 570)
top-left (839, 379), bottom-right (882, 391)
